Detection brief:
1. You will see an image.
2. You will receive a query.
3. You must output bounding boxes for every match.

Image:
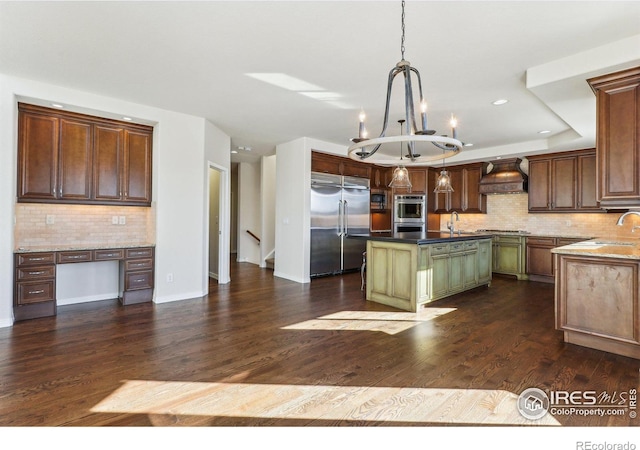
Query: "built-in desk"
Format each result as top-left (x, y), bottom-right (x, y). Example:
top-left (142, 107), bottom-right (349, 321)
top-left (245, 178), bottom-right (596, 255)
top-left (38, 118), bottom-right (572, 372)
top-left (14, 245), bottom-right (155, 321)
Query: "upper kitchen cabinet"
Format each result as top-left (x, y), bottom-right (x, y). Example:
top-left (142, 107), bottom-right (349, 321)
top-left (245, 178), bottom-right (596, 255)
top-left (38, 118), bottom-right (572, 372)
top-left (93, 126), bottom-right (152, 204)
top-left (432, 163), bottom-right (486, 214)
top-left (18, 108), bottom-right (93, 202)
top-left (588, 67), bottom-right (640, 209)
top-left (527, 149), bottom-right (600, 213)
top-left (311, 151), bottom-right (371, 179)
top-left (17, 103), bottom-right (153, 206)
top-left (370, 166), bottom-right (394, 190)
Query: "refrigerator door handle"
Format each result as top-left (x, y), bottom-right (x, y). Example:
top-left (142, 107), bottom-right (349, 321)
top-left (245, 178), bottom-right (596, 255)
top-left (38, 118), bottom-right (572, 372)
top-left (337, 200), bottom-right (343, 236)
top-left (343, 200), bottom-right (349, 235)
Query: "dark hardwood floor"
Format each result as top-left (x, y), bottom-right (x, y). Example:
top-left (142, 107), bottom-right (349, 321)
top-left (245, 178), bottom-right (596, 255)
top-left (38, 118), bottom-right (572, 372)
top-left (0, 262), bottom-right (638, 428)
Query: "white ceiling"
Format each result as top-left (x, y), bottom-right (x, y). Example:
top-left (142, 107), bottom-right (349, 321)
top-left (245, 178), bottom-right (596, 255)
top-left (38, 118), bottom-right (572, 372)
top-left (1, 1), bottom-right (639, 165)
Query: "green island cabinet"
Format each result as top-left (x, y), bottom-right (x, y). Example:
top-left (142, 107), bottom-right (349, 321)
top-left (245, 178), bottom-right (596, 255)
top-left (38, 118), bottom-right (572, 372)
top-left (365, 237), bottom-right (492, 312)
top-left (492, 235), bottom-right (528, 280)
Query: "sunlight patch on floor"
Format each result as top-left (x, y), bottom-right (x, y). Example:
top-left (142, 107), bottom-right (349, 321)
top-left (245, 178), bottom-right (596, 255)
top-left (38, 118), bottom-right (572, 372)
top-left (91, 380), bottom-right (559, 425)
top-left (281, 309), bottom-right (456, 335)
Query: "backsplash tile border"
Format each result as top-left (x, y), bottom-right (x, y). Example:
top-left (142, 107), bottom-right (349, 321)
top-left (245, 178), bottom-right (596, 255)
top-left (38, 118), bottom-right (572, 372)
top-left (438, 193), bottom-right (637, 238)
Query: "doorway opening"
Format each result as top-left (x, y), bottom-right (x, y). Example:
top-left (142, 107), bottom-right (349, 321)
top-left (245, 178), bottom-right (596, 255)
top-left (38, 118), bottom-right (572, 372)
top-left (207, 163), bottom-right (231, 286)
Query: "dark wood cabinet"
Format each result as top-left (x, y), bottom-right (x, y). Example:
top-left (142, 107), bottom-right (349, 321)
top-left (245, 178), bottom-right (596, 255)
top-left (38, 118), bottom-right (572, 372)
top-left (432, 163), bottom-right (486, 214)
top-left (18, 112), bottom-right (60, 201)
top-left (121, 247), bottom-right (155, 305)
top-left (59, 118), bottom-right (93, 201)
top-left (18, 103), bottom-right (153, 206)
top-left (527, 149), bottom-right (600, 212)
top-left (526, 236), bottom-right (584, 283)
top-left (14, 246), bottom-right (155, 321)
top-left (14, 252), bottom-right (57, 321)
top-left (588, 67), bottom-right (640, 209)
top-left (311, 151), bottom-right (371, 179)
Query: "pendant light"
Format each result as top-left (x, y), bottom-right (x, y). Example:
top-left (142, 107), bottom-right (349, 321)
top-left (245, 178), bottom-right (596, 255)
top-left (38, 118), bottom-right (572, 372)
top-left (347, 1), bottom-right (464, 166)
top-left (388, 120), bottom-right (412, 190)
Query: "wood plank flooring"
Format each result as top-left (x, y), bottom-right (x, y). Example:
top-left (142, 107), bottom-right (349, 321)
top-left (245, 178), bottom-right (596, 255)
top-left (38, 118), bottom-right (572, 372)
top-left (0, 262), bottom-right (638, 427)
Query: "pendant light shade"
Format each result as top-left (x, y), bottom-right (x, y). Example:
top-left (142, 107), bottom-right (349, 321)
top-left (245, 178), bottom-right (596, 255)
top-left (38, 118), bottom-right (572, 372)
top-left (388, 119), bottom-right (412, 190)
top-left (389, 165), bottom-right (412, 190)
top-left (434, 169), bottom-right (454, 193)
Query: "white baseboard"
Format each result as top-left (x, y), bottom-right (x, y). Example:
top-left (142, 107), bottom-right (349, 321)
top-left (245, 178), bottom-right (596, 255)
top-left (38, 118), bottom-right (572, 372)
top-left (57, 293), bottom-right (119, 306)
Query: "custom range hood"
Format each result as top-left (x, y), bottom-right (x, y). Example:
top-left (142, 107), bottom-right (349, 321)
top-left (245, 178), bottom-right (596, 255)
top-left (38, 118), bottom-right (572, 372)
top-left (479, 158), bottom-right (528, 194)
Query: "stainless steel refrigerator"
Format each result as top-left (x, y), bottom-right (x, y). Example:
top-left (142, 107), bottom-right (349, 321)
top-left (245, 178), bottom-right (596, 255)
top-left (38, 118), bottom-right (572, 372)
top-left (310, 172), bottom-right (370, 277)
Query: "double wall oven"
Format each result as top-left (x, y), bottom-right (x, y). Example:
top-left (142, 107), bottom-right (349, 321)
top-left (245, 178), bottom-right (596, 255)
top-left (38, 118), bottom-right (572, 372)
top-left (394, 194), bottom-right (426, 232)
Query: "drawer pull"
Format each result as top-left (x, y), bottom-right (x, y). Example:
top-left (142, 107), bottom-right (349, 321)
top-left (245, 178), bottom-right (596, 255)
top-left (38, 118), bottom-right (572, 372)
top-left (28, 271), bottom-right (45, 275)
top-left (28, 289), bottom-right (45, 295)
top-left (103, 253), bottom-right (116, 257)
top-left (67, 255), bottom-right (85, 259)
top-left (29, 257), bottom-right (45, 261)
top-left (133, 278), bottom-right (145, 283)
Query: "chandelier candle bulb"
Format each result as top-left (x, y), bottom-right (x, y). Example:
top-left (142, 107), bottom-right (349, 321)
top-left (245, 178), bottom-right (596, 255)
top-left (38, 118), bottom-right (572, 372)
top-left (450, 114), bottom-right (458, 140)
top-left (358, 110), bottom-right (366, 139)
top-left (420, 100), bottom-right (427, 131)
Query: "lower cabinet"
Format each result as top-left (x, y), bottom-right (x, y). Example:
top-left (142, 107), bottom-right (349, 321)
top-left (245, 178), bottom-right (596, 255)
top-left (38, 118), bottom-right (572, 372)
top-left (492, 235), bottom-right (528, 280)
top-left (555, 253), bottom-right (640, 359)
top-left (526, 236), bottom-right (585, 283)
top-left (121, 247), bottom-right (155, 305)
top-left (14, 252), bottom-right (57, 321)
top-left (14, 246), bottom-right (155, 321)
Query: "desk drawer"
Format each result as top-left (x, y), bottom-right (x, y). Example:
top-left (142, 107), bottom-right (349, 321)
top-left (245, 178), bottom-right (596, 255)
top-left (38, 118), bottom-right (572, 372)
top-left (125, 258), bottom-right (153, 271)
top-left (94, 249), bottom-right (124, 261)
top-left (450, 242), bottom-right (465, 253)
top-left (124, 270), bottom-right (153, 291)
top-left (16, 265), bottom-right (55, 281)
top-left (16, 280), bottom-right (55, 305)
top-left (16, 252), bottom-right (55, 266)
top-left (57, 250), bottom-right (92, 264)
top-left (126, 248), bottom-right (153, 259)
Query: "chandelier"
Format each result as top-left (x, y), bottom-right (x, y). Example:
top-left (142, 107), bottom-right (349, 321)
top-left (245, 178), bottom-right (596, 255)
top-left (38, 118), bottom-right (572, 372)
top-left (348, 1), bottom-right (463, 166)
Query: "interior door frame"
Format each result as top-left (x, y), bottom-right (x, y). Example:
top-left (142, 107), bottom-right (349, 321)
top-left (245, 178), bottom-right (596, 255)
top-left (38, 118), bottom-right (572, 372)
top-left (206, 161), bottom-right (230, 286)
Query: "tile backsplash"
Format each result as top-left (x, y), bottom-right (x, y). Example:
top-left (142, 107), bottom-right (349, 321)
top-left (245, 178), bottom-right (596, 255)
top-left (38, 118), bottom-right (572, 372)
top-left (14, 203), bottom-right (155, 249)
top-left (438, 193), bottom-right (637, 238)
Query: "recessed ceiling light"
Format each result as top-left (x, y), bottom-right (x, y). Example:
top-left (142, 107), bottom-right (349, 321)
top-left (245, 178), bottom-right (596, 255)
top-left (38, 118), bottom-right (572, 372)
top-left (122, 117), bottom-right (132, 121)
top-left (231, 150), bottom-right (238, 154)
top-left (51, 103), bottom-right (64, 108)
top-left (538, 130), bottom-right (551, 134)
top-left (463, 143), bottom-right (474, 147)
top-left (492, 99), bottom-right (508, 106)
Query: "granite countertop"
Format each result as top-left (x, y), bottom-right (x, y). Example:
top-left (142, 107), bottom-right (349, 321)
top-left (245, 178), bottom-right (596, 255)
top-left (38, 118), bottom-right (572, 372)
top-left (347, 232), bottom-right (494, 245)
top-left (551, 237), bottom-right (640, 260)
top-left (15, 242), bottom-right (156, 253)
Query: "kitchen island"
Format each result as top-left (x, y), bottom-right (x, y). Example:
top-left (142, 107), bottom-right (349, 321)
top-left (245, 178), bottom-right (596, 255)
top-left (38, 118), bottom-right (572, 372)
top-left (349, 232), bottom-right (493, 312)
top-left (552, 238), bottom-right (640, 359)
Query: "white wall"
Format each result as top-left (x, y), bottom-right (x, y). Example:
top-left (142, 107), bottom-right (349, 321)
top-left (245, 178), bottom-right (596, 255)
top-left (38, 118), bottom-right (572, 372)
top-left (237, 162), bottom-right (261, 265)
top-left (260, 155), bottom-right (276, 266)
top-left (0, 73), bottom-right (231, 326)
top-left (204, 119), bottom-right (231, 285)
top-left (273, 137), bottom-right (348, 284)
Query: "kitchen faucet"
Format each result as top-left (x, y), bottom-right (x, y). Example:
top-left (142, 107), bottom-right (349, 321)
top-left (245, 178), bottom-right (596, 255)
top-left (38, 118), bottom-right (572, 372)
top-left (616, 211), bottom-right (640, 232)
top-left (447, 211), bottom-right (460, 235)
